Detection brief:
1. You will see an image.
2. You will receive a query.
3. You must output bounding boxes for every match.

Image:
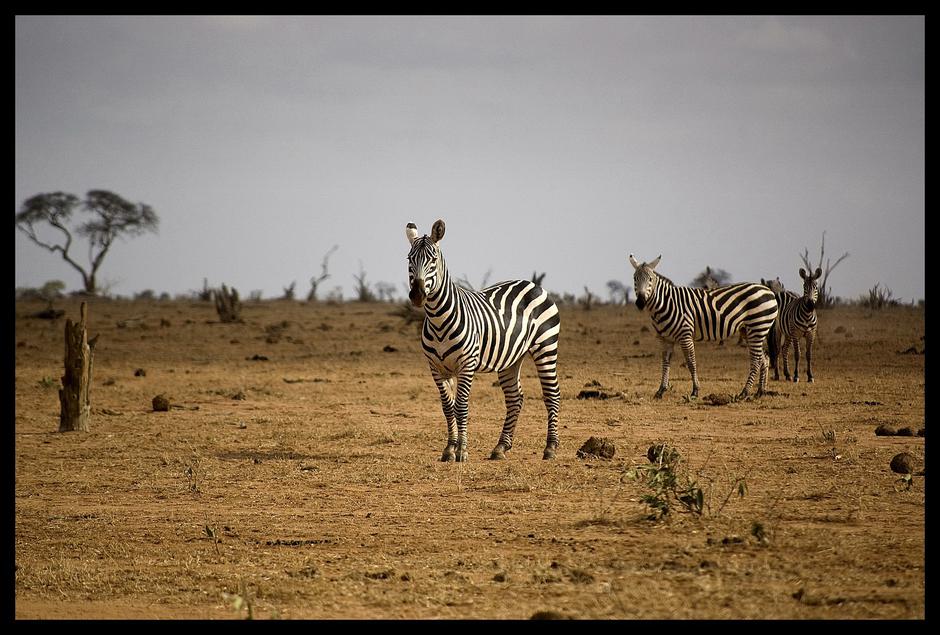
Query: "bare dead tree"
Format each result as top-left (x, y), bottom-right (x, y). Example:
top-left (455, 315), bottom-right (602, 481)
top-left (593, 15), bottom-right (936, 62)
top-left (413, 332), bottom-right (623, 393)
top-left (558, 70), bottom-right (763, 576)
top-left (801, 231), bottom-right (849, 308)
top-left (691, 266), bottom-right (732, 289)
top-left (353, 262), bottom-right (376, 302)
top-left (375, 282), bottom-right (397, 302)
top-left (282, 281), bottom-right (296, 300)
top-left (457, 268), bottom-right (493, 292)
top-left (213, 284), bottom-right (242, 322)
top-left (307, 244), bottom-right (339, 302)
top-left (579, 286), bottom-right (596, 311)
top-left (606, 280), bottom-right (631, 304)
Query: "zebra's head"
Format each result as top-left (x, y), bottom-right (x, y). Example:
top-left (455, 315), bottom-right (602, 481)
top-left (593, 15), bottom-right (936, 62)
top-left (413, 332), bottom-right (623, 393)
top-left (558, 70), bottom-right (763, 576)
top-left (799, 267), bottom-right (822, 309)
top-left (406, 220), bottom-right (446, 308)
top-left (762, 277), bottom-right (786, 294)
top-left (629, 253), bottom-right (662, 311)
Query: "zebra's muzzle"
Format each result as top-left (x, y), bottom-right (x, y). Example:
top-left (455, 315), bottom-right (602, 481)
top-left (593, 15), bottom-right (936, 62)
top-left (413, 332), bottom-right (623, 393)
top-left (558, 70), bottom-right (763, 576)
top-left (635, 296), bottom-right (647, 310)
top-left (409, 281), bottom-right (427, 307)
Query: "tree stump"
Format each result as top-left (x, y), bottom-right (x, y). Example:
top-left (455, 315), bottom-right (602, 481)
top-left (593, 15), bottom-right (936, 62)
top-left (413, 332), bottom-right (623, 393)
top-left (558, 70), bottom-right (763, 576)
top-left (213, 284), bottom-right (242, 323)
top-left (59, 302), bottom-right (96, 432)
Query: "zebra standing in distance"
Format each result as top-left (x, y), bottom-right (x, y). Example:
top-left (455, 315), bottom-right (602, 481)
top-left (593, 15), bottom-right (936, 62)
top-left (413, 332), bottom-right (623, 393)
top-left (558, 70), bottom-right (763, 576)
top-left (768, 268), bottom-right (821, 383)
top-left (406, 220), bottom-right (561, 462)
top-left (630, 254), bottom-right (779, 400)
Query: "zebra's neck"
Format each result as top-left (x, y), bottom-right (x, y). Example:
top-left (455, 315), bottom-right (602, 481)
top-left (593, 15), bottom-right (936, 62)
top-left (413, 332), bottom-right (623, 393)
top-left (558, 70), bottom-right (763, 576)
top-left (423, 258), bottom-right (461, 323)
top-left (649, 273), bottom-right (680, 307)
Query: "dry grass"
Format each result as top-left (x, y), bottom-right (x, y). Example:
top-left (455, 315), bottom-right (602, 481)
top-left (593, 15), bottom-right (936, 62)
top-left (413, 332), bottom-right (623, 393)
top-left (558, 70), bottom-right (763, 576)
top-left (15, 298), bottom-right (924, 619)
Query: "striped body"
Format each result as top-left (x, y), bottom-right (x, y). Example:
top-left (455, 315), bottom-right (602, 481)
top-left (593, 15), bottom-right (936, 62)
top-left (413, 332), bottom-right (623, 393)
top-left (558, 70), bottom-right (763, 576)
top-left (631, 255), bottom-right (778, 399)
top-left (407, 221), bottom-right (561, 462)
top-left (769, 268), bottom-right (820, 382)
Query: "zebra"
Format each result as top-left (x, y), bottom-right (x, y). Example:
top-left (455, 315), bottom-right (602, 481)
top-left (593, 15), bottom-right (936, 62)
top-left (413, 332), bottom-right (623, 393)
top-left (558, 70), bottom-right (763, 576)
top-left (406, 220), bottom-right (561, 462)
top-left (629, 254), bottom-right (778, 399)
top-left (768, 267), bottom-right (821, 383)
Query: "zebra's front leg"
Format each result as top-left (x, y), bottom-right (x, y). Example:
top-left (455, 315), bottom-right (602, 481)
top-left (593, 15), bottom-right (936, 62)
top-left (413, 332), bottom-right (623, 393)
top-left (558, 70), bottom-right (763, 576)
top-left (678, 334), bottom-right (700, 399)
top-left (432, 373), bottom-right (458, 462)
top-left (739, 337), bottom-right (765, 399)
top-left (805, 333), bottom-right (815, 383)
top-left (534, 350), bottom-right (561, 460)
top-left (491, 361), bottom-right (524, 460)
top-left (453, 371), bottom-right (476, 462)
top-left (655, 338), bottom-right (674, 399)
top-left (780, 336), bottom-right (792, 381)
top-left (791, 338), bottom-right (802, 383)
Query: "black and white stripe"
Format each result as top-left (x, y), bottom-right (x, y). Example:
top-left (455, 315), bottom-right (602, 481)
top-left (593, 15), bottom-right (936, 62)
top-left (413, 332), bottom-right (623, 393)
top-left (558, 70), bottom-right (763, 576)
top-left (769, 268), bottom-right (820, 383)
top-left (406, 220), bottom-right (561, 462)
top-left (630, 254), bottom-right (779, 399)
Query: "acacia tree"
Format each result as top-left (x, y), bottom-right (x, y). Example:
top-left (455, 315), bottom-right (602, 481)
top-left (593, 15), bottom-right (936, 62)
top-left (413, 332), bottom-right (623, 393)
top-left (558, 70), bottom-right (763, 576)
top-left (15, 190), bottom-right (159, 295)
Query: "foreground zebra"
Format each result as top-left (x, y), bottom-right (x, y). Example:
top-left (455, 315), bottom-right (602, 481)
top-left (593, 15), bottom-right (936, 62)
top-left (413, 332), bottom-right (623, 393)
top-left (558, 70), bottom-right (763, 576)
top-left (630, 254), bottom-right (778, 399)
top-left (768, 268), bottom-right (821, 383)
top-left (406, 220), bottom-right (561, 462)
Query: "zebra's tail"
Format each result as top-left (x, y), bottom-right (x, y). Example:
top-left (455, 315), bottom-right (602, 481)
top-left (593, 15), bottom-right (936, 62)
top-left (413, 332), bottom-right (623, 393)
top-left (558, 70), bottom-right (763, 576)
top-left (767, 319), bottom-right (779, 369)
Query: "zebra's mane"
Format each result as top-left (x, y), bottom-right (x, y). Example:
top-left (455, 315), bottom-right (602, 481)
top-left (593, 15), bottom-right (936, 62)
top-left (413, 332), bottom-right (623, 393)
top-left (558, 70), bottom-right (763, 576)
top-left (654, 271), bottom-right (677, 287)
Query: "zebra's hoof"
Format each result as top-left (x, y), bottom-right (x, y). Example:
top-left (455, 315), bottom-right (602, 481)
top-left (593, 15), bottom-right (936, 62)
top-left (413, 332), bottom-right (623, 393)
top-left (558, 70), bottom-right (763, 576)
top-left (807, 377), bottom-right (814, 383)
top-left (654, 390), bottom-right (666, 400)
top-left (441, 446), bottom-right (456, 462)
top-left (793, 377), bottom-right (800, 383)
top-left (489, 447), bottom-right (508, 460)
top-left (542, 447), bottom-right (556, 460)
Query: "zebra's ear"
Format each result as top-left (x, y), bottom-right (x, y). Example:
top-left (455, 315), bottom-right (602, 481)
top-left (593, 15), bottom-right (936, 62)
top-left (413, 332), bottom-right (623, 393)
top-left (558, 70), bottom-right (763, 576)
top-left (430, 219), bottom-right (446, 243)
top-left (406, 223), bottom-right (419, 245)
top-left (649, 255), bottom-right (662, 269)
top-left (799, 268), bottom-right (807, 280)
top-left (813, 267), bottom-right (822, 280)
top-left (628, 254), bottom-right (640, 270)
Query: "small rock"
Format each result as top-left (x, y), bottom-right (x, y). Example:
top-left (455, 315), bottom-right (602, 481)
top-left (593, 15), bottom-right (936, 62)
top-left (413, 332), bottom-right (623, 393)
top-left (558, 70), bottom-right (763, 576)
top-left (917, 428), bottom-right (925, 437)
top-left (576, 436), bottom-right (616, 459)
top-left (134, 368), bottom-right (147, 377)
top-left (890, 452), bottom-right (915, 474)
top-left (383, 345), bottom-right (398, 353)
top-left (152, 394), bottom-right (170, 412)
top-left (874, 424), bottom-right (897, 436)
top-left (896, 427), bottom-right (914, 437)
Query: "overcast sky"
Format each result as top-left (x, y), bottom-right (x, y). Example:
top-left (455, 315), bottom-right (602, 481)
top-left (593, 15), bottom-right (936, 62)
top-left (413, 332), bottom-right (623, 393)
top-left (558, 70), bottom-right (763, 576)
top-left (15, 15), bottom-right (924, 303)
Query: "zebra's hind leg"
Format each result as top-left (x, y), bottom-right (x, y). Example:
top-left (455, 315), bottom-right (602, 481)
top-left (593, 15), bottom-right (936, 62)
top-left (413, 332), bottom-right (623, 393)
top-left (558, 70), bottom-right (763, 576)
top-left (490, 361), bottom-right (524, 460)
top-left (432, 373), bottom-right (458, 462)
top-left (533, 347), bottom-right (560, 460)
top-left (756, 351), bottom-right (769, 398)
top-left (453, 370), bottom-right (476, 462)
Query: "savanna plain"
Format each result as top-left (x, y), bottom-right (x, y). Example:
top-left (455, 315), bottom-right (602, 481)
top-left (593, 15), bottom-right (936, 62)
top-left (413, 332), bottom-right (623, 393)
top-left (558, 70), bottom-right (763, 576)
top-left (14, 296), bottom-right (925, 619)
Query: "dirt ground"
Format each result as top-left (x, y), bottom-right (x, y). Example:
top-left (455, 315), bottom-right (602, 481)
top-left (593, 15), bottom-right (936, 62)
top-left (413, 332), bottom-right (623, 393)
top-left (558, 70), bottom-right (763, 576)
top-left (14, 296), bottom-right (925, 620)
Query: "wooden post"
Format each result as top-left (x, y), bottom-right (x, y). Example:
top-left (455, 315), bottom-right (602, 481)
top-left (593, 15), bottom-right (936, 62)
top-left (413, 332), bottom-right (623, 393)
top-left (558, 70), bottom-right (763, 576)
top-left (59, 302), bottom-right (95, 432)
